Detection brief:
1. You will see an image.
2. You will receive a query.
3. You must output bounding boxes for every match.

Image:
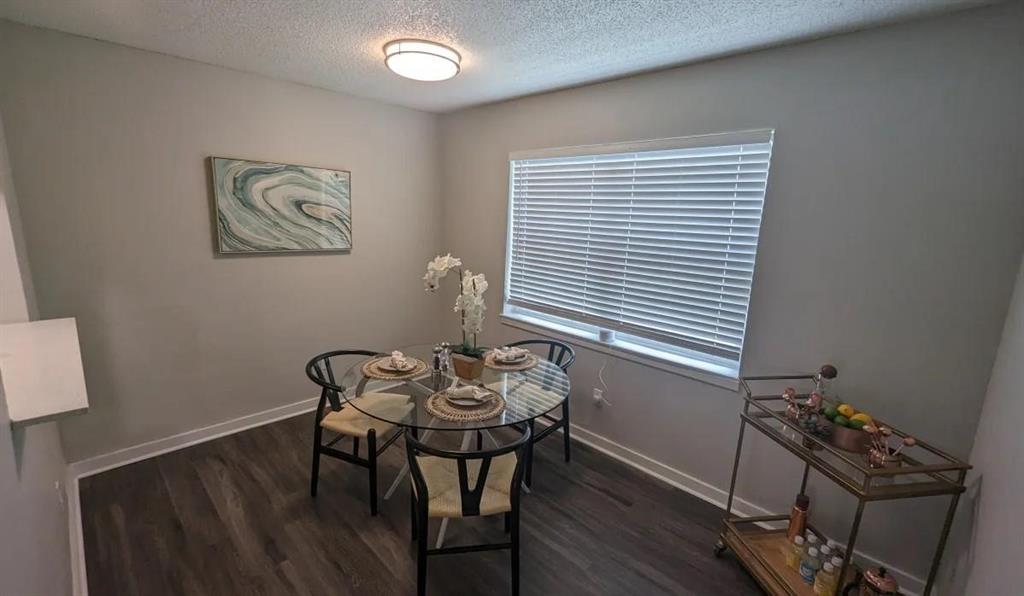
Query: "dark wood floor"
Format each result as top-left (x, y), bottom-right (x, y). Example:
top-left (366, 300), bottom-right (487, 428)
top-left (80, 413), bottom-right (762, 595)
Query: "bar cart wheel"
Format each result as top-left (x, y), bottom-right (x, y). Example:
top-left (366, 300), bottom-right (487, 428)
top-left (713, 539), bottom-right (727, 557)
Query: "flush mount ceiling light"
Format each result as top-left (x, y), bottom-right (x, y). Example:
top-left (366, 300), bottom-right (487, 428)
top-left (383, 39), bottom-right (461, 82)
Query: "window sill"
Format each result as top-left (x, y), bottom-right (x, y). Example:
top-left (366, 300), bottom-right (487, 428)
top-left (499, 313), bottom-right (741, 392)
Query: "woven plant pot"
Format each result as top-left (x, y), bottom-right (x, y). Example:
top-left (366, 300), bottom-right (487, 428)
top-left (451, 353), bottom-right (485, 380)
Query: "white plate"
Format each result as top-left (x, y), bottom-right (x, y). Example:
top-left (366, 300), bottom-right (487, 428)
top-left (446, 394), bottom-right (491, 407)
top-left (378, 358), bottom-right (415, 372)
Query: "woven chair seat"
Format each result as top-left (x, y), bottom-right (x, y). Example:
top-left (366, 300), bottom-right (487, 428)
top-left (414, 452), bottom-right (518, 518)
top-left (320, 392), bottom-right (413, 437)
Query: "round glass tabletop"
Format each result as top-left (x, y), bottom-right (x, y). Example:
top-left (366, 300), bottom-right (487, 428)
top-left (331, 344), bottom-right (570, 431)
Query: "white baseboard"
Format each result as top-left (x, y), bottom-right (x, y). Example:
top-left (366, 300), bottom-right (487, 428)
top-left (65, 395), bottom-right (323, 596)
top-left (67, 397), bottom-right (321, 480)
top-left (561, 421), bottom-right (926, 596)
top-left (561, 421), bottom-right (766, 517)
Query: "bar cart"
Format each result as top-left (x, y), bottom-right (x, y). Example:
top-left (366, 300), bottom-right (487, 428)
top-left (714, 372), bottom-right (970, 596)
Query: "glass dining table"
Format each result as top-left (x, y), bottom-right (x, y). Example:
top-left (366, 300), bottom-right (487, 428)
top-left (334, 343), bottom-right (571, 433)
top-left (332, 343), bottom-right (570, 536)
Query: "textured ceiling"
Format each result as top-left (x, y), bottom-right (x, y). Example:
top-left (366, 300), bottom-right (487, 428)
top-left (0, 0), bottom-right (987, 112)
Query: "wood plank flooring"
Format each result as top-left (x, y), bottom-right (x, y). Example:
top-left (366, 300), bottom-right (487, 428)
top-left (80, 413), bottom-right (762, 595)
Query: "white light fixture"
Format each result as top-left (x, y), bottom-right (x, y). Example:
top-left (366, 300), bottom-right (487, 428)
top-left (384, 39), bottom-right (461, 82)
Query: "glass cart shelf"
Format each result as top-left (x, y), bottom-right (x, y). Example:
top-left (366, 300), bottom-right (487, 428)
top-left (715, 374), bottom-right (970, 596)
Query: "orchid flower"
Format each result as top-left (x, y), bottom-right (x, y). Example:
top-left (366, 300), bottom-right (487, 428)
top-left (422, 253), bottom-right (463, 293)
top-left (422, 254), bottom-right (487, 355)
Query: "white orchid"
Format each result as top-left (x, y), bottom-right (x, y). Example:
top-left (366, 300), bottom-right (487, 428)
top-left (430, 253), bottom-right (461, 274)
top-left (422, 254), bottom-right (488, 356)
top-left (422, 272), bottom-right (438, 292)
top-left (462, 311), bottom-right (485, 337)
top-left (422, 253), bottom-right (463, 293)
top-left (457, 271), bottom-right (487, 336)
top-left (454, 292), bottom-right (486, 315)
top-left (462, 317), bottom-right (484, 335)
top-left (461, 271), bottom-right (488, 295)
top-left (462, 303), bottom-right (485, 334)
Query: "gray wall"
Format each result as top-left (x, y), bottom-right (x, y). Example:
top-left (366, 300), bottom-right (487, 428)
top-left (0, 21), bottom-right (444, 461)
top-left (439, 4), bottom-right (1024, 583)
top-left (0, 110), bottom-right (71, 595)
top-left (3, 4), bottom-right (1024, 589)
top-left (964, 256), bottom-right (1024, 592)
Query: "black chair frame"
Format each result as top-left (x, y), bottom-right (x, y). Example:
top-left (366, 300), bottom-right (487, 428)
top-left (506, 339), bottom-right (576, 486)
top-left (407, 425), bottom-right (532, 596)
top-left (306, 349), bottom-right (402, 516)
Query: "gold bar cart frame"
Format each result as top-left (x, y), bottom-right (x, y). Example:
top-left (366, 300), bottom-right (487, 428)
top-left (714, 373), bottom-right (970, 595)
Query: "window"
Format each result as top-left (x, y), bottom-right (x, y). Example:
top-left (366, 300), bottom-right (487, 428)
top-left (503, 129), bottom-right (774, 379)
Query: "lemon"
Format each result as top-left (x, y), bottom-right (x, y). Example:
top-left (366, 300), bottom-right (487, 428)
top-left (837, 404), bottom-right (856, 418)
top-left (850, 412), bottom-right (873, 425)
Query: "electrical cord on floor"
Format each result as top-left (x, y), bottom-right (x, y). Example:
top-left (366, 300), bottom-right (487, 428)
top-left (596, 358), bottom-right (612, 406)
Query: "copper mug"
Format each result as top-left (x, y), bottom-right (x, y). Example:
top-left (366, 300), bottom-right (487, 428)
top-left (867, 448), bottom-right (901, 470)
top-left (842, 566), bottom-right (899, 595)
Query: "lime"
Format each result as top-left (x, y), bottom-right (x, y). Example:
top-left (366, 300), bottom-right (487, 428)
top-left (849, 419), bottom-right (866, 430)
top-left (822, 406), bottom-right (838, 421)
top-left (833, 415), bottom-right (850, 427)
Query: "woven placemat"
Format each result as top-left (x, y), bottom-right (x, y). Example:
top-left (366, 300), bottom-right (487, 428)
top-left (484, 351), bottom-right (539, 372)
top-left (425, 389), bottom-right (506, 422)
top-left (361, 357), bottom-right (428, 380)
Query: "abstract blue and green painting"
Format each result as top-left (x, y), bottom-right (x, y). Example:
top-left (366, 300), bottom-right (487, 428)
top-left (212, 157), bottom-right (351, 253)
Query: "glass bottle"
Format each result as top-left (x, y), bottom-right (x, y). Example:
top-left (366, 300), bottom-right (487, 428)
top-left (439, 342), bottom-right (451, 374)
top-left (431, 345), bottom-right (444, 389)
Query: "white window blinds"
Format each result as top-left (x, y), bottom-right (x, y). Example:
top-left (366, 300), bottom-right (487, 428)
top-left (505, 130), bottom-right (774, 363)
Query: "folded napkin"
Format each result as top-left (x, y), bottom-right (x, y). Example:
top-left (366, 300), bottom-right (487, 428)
top-left (390, 350), bottom-right (408, 369)
top-left (492, 346), bottom-right (529, 362)
top-left (447, 385), bottom-right (490, 402)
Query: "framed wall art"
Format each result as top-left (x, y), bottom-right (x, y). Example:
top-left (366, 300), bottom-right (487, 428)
top-left (211, 157), bottom-right (352, 254)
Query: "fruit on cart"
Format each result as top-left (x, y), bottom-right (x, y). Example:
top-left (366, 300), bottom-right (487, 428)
top-left (822, 405), bottom-right (839, 421)
top-left (850, 412), bottom-right (873, 425)
top-left (830, 404), bottom-right (874, 429)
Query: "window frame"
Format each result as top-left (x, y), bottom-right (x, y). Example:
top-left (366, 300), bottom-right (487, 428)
top-left (501, 130), bottom-right (774, 386)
